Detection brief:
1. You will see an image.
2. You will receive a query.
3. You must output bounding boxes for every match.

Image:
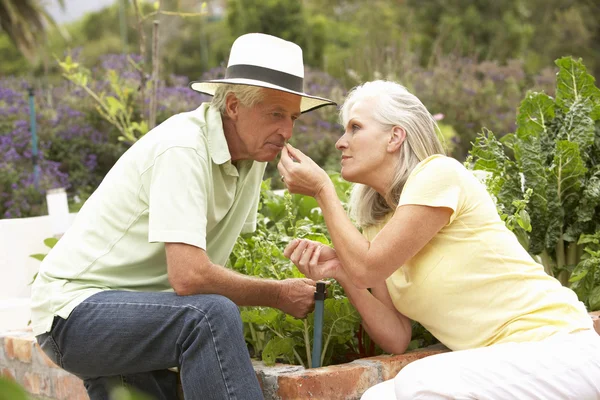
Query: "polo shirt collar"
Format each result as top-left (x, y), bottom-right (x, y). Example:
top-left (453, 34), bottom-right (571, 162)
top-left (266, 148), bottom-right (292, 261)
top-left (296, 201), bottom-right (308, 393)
top-left (205, 104), bottom-right (232, 166)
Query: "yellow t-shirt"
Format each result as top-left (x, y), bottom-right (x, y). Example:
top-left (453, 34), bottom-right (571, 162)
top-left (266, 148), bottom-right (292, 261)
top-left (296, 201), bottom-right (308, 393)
top-left (363, 154), bottom-right (592, 351)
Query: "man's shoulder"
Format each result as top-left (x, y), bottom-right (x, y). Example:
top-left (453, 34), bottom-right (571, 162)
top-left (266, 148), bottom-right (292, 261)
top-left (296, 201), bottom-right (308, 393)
top-left (140, 105), bottom-right (212, 154)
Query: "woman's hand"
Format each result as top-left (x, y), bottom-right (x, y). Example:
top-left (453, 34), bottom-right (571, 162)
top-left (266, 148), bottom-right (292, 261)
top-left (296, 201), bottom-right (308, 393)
top-left (284, 239), bottom-right (345, 281)
top-left (277, 144), bottom-right (332, 198)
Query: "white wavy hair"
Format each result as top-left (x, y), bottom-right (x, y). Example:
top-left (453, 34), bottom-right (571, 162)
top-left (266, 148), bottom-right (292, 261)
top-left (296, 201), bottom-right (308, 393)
top-left (210, 84), bottom-right (265, 115)
top-left (341, 80), bottom-right (446, 228)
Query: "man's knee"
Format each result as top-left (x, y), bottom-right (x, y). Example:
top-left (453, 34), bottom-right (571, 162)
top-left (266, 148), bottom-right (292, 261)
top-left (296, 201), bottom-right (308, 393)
top-left (188, 294), bottom-right (241, 328)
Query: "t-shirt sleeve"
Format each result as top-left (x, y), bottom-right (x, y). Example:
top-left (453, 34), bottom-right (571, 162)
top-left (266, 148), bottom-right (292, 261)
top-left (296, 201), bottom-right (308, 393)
top-left (398, 156), bottom-right (462, 225)
top-left (144, 147), bottom-right (210, 249)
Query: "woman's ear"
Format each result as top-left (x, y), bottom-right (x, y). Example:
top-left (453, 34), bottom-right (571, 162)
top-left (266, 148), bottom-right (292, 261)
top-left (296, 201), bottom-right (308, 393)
top-left (387, 126), bottom-right (406, 153)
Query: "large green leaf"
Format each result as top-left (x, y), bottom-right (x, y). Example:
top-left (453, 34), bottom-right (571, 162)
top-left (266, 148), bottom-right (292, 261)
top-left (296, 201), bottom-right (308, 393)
top-left (552, 140), bottom-right (587, 212)
top-left (323, 297), bottom-right (360, 342)
top-left (555, 57), bottom-right (600, 121)
top-left (556, 101), bottom-right (596, 157)
top-left (513, 92), bottom-right (556, 254)
top-left (588, 286), bottom-right (600, 311)
top-left (262, 336), bottom-right (295, 366)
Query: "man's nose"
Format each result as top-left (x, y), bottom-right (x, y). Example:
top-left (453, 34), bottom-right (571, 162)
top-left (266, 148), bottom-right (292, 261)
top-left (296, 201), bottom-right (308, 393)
top-left (281, 119), bottom-right (294, 140)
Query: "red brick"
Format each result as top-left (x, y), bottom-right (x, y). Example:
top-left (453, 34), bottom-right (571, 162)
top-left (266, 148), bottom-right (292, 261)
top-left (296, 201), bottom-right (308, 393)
top-left (53, 374), bottom-right (88, 400)
top-left (358, 348), bottom-right (448, 381)
top-left (1, 367), bottom-right (16, 381)
top-left (4, 336), bottom-right (33, 363)
top-left (276, 363), bottom-right (378, 400)
top-left (33, 342), bottom-right (60, 369)
top-left (23, 371), bottom-right (52, 397)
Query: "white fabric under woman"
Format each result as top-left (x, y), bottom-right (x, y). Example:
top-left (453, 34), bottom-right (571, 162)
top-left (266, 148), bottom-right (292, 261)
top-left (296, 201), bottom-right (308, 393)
top-left (361, 329), bottom-right (600, 400)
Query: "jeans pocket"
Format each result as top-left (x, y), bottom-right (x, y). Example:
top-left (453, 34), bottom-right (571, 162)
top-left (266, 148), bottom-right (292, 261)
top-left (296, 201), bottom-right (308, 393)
top-left (36, 323), bottom-right (64, 368)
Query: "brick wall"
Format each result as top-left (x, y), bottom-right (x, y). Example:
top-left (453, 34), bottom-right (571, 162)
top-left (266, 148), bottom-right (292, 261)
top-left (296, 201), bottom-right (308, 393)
top-left (0, 328), bottom-right (88, 400)
top-left (1, 313), bottom-right (598, 400)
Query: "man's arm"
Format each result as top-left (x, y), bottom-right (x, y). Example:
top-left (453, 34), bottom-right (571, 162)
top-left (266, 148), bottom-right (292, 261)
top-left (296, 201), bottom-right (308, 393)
top-left (165, 242), bottom-right (316, 318)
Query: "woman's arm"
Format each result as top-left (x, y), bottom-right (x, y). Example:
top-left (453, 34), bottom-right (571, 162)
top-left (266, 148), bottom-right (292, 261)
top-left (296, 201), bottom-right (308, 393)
top-left (279, 144), bottom-right (451, 288)
top-left (285, 239), bottom-right (412, 354)
top-left (340, 276), bottom-right (412, 355)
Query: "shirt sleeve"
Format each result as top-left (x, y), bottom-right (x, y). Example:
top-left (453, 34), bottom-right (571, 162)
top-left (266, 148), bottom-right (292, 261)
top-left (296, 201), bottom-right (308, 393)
top-left (144, 147), bottom-right (210, 249)
top-left (398, 156), bottom-right (462, 225)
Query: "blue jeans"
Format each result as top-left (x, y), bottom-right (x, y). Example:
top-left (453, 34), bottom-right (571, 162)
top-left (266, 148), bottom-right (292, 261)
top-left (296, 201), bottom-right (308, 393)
top-left (36, 290), bottom-right (264, 400)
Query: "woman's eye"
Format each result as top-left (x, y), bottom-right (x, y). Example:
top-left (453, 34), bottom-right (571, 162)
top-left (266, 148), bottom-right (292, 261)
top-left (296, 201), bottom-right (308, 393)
top-left (351, 124), bottom-right (360, 132)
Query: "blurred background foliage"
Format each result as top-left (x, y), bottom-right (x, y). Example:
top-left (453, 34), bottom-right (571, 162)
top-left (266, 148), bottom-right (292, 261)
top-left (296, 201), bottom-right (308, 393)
top-left (1, 0), bottom-right (600, 218)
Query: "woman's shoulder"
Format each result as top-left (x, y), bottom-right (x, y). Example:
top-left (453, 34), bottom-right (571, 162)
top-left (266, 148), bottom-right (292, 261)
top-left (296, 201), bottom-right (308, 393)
top-left (408, 154), bottom-right (464, 181)
top-left (417, 154), bottom-right (462, 169)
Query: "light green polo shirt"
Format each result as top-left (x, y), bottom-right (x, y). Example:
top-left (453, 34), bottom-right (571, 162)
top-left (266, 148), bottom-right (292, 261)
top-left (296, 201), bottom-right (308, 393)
top-left (30, 103), bottom-right (267, 335)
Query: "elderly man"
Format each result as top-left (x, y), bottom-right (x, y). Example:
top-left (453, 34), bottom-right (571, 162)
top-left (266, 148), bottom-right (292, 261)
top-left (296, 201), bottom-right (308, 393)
top-left (31, 33), bottom-right (336, 400)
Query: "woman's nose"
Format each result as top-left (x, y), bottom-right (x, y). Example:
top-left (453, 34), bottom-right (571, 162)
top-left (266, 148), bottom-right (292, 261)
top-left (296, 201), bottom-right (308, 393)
top-left (336, 133), bottom-right (348, 150)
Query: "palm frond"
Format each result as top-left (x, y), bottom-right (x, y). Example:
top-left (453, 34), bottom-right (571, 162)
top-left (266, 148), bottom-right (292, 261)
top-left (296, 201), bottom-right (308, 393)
top-left (0, 0), bottom-right (67, 61)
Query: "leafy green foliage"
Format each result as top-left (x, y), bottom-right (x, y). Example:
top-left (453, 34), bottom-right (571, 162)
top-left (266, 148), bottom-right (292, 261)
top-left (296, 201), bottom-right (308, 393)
top-left (469, 57), bottom-right (600, 299)
top-left (229, 176), bottom-right (360, 367)
top-left (0, 375), bottom-right (155, 400)
top-left (226, 0), bottom-right (325, 67)
top-left (0, 377), bottom-right (28, 400)
top-left (58, 55), bottom-right (148, 144)
top-left (29, 237), bottom-right (58, 263)
top-left (569, 233), bottom-right (600, 311)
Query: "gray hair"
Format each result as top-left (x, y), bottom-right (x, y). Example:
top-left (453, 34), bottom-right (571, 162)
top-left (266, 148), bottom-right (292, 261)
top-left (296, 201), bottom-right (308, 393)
top-left (210, 84), bottom-right (265, 115)
top-left (341, 80), bottom-right (446, 228)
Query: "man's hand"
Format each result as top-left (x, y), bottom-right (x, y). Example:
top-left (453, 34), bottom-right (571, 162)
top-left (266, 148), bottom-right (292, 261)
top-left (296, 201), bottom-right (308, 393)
top-left (276, 278), bottom-right (317, 318)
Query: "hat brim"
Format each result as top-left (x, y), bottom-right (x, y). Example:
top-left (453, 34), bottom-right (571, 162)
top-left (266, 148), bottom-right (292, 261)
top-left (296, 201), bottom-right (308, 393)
top-left (189, 78), bottom-right (337, 113)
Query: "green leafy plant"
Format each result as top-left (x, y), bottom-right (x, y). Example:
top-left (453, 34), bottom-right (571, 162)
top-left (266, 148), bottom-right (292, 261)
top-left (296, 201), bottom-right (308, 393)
top-left (0, 377), bottom-right (28, 400)
top-left (0, 376), bottom-right (154, 400)
top-left (468, 56), bottom-right (600, 309)
top-left (29, 237), bottom-right (59, 287)
top-left (58, 55), bottom-right (148, 144)
top-left (569, 233), bottom-right (600, 311)
top-left (229, 176), bottom-right (364, 367)
top-left (29, 237), bottom-right (59, 262)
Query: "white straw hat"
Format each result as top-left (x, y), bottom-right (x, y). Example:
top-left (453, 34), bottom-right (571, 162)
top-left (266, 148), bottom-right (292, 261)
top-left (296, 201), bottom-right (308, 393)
top-left (189, 33), bottom-right (336, 113)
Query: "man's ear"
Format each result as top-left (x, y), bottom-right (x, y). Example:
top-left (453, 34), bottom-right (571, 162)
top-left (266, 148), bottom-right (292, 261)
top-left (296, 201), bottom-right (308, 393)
top-left (388, 126), bottom-right (406, 153)
top-left (225, 93), bottom-right (240, 121)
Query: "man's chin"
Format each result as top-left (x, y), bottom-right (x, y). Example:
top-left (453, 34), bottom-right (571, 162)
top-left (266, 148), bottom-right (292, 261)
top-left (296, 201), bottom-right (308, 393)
top-left (255, 151), bottom-right (279, 163)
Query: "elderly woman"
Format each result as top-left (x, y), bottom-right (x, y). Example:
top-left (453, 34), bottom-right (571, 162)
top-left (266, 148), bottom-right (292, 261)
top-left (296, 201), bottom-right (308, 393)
top-left (278, 80), bottom-right (600, 399)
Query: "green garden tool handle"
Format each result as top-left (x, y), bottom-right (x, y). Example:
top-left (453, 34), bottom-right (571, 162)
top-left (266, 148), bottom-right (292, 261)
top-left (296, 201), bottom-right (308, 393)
top-left (311, 281), bottom-right (326, 368)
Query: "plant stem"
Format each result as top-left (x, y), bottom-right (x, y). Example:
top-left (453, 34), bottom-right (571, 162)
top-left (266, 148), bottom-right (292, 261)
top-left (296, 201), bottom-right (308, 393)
top-left (556, 235), bottom-right (568, 286)
top-left (320, 329), bottom-right (333, 366)
top-left (541, 250), bottom-right (554, 277)
top-left (149, 16), bottom-right (160, 130)
top-left (566, 241), bottom-right (579, 267)
top-left (357, 324), bottom-right (364, 357)
top-left (132, 0), bottom-right (147, 121)
top-left (249, 323), bottom-right (260, 353)
top-left (303, 320), bottom-right (312, 368)
top-left (293, 349), bottom-right (305, 367)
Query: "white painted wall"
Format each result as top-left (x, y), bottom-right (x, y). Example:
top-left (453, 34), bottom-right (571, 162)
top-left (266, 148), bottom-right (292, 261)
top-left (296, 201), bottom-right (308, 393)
top-left (0, 214), bottom-right (77, 331)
